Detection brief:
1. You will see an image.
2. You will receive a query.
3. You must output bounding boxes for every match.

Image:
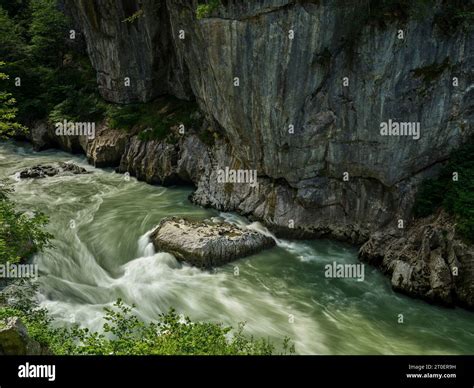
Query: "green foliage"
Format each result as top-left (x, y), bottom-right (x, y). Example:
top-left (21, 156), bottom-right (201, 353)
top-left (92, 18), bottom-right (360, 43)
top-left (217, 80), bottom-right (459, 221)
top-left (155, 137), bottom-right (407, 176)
top-left (0, 1), bottom-right (101, 125)
top-left (0, 284), bottom-right (295, 355)
top-left (413, 139), bottom-right (474, 243)
top-left (49, 90), bottom-right (106, 123)
top-left (0, 63), bottom-right (26, 137)
top-left (0, 6), bottom-right (26, 62)
top-left (0, 181), bottom-right (52, 264)
top-left (196, 0), bottom-right (220, 19)
top-left (122, 9), bottom-right (144, 23)
top-left (29, 0), bottom-right (67, 67)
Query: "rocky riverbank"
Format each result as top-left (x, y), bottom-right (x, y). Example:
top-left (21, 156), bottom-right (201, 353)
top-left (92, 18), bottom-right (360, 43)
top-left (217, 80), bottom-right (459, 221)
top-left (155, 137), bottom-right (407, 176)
top-left (359, 212), bottom-right (474, 309)
top-left (20, 0), bottom-right (474, 309)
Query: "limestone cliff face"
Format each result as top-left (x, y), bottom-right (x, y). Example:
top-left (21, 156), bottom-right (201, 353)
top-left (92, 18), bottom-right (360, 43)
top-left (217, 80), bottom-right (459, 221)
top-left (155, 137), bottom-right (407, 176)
top-left (66, 0), bottom-right (190, 102)
top-left (65, 0), bottom-right (473, 242)
top-left (360, 212), bottom-right (474, 309)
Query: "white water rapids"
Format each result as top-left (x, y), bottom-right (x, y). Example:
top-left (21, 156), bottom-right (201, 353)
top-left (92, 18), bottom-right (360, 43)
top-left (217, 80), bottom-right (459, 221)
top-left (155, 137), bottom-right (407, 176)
top-left (1, 141), bottom-right (473, 355)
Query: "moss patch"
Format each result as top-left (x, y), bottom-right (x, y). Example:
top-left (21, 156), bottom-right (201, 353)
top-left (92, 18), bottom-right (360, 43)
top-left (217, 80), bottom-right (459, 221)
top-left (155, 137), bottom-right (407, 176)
top-left (412, 58), bottom-right (451, 84)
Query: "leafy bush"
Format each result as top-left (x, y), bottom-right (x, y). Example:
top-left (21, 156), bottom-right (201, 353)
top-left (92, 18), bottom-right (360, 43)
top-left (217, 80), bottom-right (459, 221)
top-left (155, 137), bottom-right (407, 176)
top-left (0, 283), bottom-right (294, 355)
top-left (0, 181), bottom-right (52, 264)
top-left (48, 90), bottom-right (106, 123)
top-left (196, 0), bottom-right (220, 19)
top-left (0, 63), bottom-right (26, 137)
top-left (413, 139), bottom-right (474, 243)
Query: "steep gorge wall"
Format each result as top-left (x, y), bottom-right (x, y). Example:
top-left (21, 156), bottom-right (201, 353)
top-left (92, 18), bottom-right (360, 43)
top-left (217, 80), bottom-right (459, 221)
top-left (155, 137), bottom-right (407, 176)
top-left (64, 0), bottom-right (473, 242)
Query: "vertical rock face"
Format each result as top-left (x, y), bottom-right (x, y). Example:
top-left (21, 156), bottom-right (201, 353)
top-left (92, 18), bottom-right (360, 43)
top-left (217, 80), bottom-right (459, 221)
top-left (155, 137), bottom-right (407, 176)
top-left (178, 0), bottom-right (472, 185)
top-left (170, 0), bottom-right (473, 238)
top-left (65, 0), bottom-right (473, 238)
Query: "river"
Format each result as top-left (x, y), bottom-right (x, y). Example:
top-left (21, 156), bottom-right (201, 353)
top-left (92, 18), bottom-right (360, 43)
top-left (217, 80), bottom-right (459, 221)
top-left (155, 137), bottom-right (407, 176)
top-left (1, 141), bottom-right (473, 354)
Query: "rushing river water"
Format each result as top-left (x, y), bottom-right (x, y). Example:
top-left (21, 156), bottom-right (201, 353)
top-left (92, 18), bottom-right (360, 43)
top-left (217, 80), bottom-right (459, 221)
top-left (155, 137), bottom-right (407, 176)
top-left (1, 141), bottom-right (473, 354)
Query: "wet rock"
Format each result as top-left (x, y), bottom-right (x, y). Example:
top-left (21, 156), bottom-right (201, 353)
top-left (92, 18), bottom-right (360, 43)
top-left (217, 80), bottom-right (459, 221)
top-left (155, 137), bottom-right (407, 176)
top-left (117, 136), bottom-right (183, 185)
top-left (29, 121), bottom-right (88, 154)
top-left (150, 217), bottom-right (276, 268)
top-left (19, 162), bottom-right (90, 179)
top-left (29, 121), bottom-right (53, 151)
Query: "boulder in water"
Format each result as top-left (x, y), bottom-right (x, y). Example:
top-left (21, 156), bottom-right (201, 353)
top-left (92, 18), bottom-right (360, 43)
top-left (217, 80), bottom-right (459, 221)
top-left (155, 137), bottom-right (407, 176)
top-left (0, 316), bottom-right (49, 355)
top-left (18, 162), bottom-right (90, 179)
top-left (150, 217), bottom-right (275, 268)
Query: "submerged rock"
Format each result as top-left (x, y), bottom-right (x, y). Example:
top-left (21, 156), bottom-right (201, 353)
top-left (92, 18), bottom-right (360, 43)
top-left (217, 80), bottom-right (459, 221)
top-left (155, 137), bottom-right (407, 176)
top-left (150, 217), bottom-right (275, 268)
top-left (19, 162), bottom-right (90, 179)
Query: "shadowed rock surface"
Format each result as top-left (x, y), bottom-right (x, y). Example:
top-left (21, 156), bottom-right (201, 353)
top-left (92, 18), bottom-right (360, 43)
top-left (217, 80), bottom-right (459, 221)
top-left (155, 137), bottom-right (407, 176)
top-left (150, 217), bottom-right (276, 267)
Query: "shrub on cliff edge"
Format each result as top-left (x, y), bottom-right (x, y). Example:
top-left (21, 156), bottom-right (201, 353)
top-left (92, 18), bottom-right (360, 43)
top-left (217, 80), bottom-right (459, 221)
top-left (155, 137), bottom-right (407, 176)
top-left (0, 283), bottom-right (295, 355)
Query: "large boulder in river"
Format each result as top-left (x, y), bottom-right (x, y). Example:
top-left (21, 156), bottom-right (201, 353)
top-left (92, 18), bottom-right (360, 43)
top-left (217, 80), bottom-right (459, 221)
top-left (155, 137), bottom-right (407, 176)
top-left (19, 162), bottom-right (90, 179)
top-left (150, 217), bottom-right (275, 268)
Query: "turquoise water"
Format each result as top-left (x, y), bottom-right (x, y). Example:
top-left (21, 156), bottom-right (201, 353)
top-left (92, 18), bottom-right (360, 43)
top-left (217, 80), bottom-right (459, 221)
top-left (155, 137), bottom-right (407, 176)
top-left (1, 141), bottom-right (473, 354)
